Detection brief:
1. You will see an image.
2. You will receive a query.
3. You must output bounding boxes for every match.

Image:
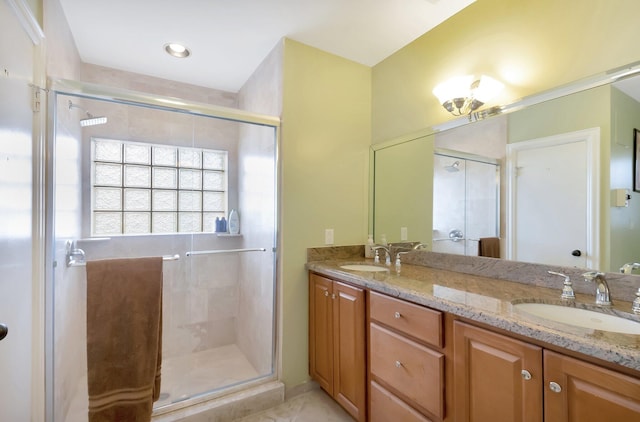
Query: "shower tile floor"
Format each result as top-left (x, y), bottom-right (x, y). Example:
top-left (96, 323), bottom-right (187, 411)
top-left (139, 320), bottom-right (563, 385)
top-left (155, 344), bottom-right (260, 407)
top-left (66, 344), bottom-right (260, 421)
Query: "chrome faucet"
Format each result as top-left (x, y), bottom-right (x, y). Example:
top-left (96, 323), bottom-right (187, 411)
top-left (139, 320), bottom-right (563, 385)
top-left (582, 271), bottom-right (612, 306)
top-left (371, 245), bottom-right (391, 265)
top-left (393, 243), bottom-right (426, 270)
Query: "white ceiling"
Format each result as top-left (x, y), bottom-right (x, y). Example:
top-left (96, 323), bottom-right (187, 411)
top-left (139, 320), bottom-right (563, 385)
top-left (59, 0), bottom-right (475, 93)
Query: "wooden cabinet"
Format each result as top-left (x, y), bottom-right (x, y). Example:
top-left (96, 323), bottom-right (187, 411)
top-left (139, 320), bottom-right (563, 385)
top-left (309, 273), bottom-right (366, 421)
top-left (453, 321), bottom-right (543, 422)
top-left (369, 291), bottom-right (444, 421)
top-left (370, 381), bottom-right (432, 422)
top-left (544, 350), bottom-right (640, 421)
top-left (454, 320), bottom-right (640, 422)
top-left (309, 270), bottom-right (640, 422)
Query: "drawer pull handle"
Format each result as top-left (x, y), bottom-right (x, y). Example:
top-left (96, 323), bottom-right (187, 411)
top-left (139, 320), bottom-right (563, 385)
top-left (521, 370), bottom-right (532, 381)
top-left (395, 360), bottom-right (402, 368)
top-left (549, 382), bottom-right (562, 393)
top-left (394, 311), bottom-right (402, 319)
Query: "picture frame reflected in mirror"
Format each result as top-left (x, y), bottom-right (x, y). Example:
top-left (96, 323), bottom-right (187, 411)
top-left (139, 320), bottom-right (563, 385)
top-left (634, 128), bottom-right (640, 193)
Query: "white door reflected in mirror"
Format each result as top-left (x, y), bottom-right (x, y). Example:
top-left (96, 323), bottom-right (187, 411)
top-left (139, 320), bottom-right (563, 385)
top-left (506, 128), bottom-right (600, 269)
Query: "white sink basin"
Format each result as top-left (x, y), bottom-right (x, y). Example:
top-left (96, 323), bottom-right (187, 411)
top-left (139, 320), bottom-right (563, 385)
top-left (339, 264), bottom-right (389, 272)
top-left (513, 302), bottom-right (640, 335)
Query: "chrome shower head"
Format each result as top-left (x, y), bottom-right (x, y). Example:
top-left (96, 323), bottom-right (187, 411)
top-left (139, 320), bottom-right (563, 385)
top-left (69, 100), bottom-right (108, 127)
top-left (444, 160), bottom-right (460, 172)
top-left (80, 115), bottom-right (108, 127)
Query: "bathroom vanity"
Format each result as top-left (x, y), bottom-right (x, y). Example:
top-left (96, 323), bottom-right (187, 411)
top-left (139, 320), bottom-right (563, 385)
top-left (307, 250), bottom-right (640, 422)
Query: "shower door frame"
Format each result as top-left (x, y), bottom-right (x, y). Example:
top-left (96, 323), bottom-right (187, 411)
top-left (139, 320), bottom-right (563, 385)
top-left (44, 79), bottom-right (281, 421)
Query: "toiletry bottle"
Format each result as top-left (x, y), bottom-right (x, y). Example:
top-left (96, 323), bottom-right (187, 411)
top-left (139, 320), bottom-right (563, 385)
top-left (221, 217), bottom-right (227, 233)
top-left (365, 234), bottom-right (374, 258)
top-left (215, 217), bottom-right (221, 232)
top-left (228, 209), bottom-right (240, 234)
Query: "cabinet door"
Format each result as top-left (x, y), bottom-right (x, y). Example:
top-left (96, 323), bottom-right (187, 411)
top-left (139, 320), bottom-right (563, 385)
top-left (453, 321), bottom-right (543, 422)
top-left (309, 274), bottom-right (334, 394)
top-left (544, 350), bottom-right (640, 421)
top-left (333, 281), bottom-right (367, 421)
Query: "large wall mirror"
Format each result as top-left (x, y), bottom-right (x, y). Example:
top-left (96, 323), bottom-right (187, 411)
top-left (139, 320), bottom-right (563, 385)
top-left (372, 62), bottom-right (640, 273)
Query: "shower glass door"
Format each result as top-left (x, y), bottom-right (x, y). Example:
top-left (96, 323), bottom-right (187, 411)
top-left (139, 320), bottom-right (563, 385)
top-left (432, 152), bottom-right (499, 256)
top-left (48, 90), bottom-right (278, 422)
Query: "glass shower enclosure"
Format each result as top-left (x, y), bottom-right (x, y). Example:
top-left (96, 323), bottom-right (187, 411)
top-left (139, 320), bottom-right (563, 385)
top-left (46, 83), bottom-right (279, 421)
top-left (432, 150), bottom-right (500, 256)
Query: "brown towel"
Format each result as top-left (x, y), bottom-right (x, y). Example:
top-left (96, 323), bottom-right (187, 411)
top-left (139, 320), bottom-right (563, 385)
top-left (478, 237), bottom-right (500, 258)
top-left (86, 257), bottom-right (163, 422)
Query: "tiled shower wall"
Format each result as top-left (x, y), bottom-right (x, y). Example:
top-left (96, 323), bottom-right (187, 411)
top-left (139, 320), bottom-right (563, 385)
top-left (235, 40), bottom-right (283, 377)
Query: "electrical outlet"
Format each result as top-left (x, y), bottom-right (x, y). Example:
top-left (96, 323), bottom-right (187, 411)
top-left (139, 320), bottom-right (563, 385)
top-left (325, 229), bottom-right (334, 245)
top-left (400, 227), bottom-right (408, 241)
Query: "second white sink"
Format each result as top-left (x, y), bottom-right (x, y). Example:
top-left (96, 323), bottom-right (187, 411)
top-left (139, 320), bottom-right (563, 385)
top-left (513, 302), bottom-right (640, 335)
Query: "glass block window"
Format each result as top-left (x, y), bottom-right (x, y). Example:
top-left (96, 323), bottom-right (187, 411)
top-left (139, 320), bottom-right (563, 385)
top-left (91, 138), bottom-right (227, 235)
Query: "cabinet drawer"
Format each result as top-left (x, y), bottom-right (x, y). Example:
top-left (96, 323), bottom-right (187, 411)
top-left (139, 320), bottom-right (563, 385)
top-left (370, 291), bottom-right (443, 348)
top-left (370, 381), bottom-right (432, 422)
top-left (370, 323), bottom-right (444, 419)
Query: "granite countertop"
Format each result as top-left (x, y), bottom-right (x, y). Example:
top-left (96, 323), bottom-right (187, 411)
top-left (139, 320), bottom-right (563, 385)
top-left (306, 258), bottom-right (640, 373)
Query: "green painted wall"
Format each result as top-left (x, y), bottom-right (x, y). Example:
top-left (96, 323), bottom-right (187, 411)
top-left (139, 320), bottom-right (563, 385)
top-left (610, 87), bottom-right (640, 271)
top-left (280, 39), bottom-right (371, 389)
top-left (373, 135), bottom-right (434, 245)
top-left (372, 0), bottom-right (640, 143)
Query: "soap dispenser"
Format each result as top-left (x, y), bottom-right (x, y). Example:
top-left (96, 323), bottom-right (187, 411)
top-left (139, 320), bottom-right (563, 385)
top-left (365, 234), bottom-right (374, 258)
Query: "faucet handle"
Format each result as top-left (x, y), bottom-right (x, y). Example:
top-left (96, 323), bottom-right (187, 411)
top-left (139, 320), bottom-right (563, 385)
top-left (620, 262), bottom-right (640, 274)
top-left (582, 271), bottom-right (605, 281)
top-left (632, 288), bottom-right (640, 314)
top-left (548, 271), bottom-right (575, 300)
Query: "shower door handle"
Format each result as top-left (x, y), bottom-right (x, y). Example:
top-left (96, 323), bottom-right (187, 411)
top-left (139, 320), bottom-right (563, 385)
top-left (0, 323), bottom-right (7, 341)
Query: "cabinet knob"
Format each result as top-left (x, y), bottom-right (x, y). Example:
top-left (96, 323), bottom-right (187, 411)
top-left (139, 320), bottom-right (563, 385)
top-left (324, 291), bottom-right (329, 297)
top-left (394, 311), bottom-right (402, 319)
top-left (395, 360), bottom-right (402, 368)
top-left (549, 381), bottom-right (562, 393)
top-left (331, 293), bottom-right (336, 299)
top-left (521, 369), bottom-right (532, 380)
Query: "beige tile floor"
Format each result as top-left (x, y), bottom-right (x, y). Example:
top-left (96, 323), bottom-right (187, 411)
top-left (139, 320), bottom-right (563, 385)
top-left (235, 388), bottom-right (354, 422)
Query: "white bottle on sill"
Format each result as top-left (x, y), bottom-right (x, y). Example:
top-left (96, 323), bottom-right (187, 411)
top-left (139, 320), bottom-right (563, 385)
top-left (228, 209), bottom-right (240, 234)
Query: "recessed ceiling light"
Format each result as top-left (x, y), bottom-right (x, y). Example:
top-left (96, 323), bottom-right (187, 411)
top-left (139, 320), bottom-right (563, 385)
top-left (164, 43), bottom-right (191, 58)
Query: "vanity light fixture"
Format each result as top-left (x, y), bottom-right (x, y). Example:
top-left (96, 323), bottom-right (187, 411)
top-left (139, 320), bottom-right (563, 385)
top-left (433, 75), bottom-right (504, 118)
top-left (164, 42), bottom-right (191, 58)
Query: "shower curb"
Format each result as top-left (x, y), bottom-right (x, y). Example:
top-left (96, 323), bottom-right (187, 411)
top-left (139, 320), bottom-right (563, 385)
top-left (152, 380), bottom-right (285, 422)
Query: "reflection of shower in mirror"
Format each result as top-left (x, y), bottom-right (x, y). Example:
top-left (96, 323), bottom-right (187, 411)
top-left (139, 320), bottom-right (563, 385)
top-left (433, 151), bottom-right (500, 257)
top-left (444, 160), bottom-right (460, 172)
